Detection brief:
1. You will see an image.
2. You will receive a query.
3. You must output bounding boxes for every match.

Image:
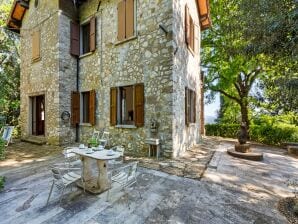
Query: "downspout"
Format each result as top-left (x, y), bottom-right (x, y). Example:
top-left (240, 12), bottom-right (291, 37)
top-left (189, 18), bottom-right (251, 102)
top-left (76, 57), bottom-right (80, 142)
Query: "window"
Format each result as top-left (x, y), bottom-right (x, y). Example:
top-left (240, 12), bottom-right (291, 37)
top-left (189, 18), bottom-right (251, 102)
top-left (70, 17), bottom-right (96, 57)
top-left (110, 84), bottom-right (144, 127)
top-left (81, 23), bottom-right (90, 54)
top-left (82, 91), bottom-right (90, 123)
top-left (185, 5), bottom-right (199, 55)
top-left (71, 90), bottom-right (96, 126)
top-left (32, 30), bottom-right (40, 61)
top-left (117, 0), bottom-right (135, 41)
top-left (185, 87), bottom-right (196, 125)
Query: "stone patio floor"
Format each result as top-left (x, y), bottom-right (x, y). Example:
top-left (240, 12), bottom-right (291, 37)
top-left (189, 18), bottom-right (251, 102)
top-left (0, 138), bottom-right (297, 224)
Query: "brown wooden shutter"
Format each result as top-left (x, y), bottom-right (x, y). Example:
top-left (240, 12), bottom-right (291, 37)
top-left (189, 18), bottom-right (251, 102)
top-left (185, 5), bottom-right (190, 45)
top-left (89, 17), bottom-right (96, 52)
top-left (134, 83), bottom-right (144, 127)
top-left (71, 91), bottom-right (80, 126)
top-left (89, 90), bottom-right (96, 126)
top-left (110, 88), bottom-right (117, 126)
top-left (70, 21), bottom-right (80, 56)
top-left (194, 24), bottom-right (200, 55)
top-left (32, 30), bottom-right (40, 61)
top-left (185, 87), bottom-right (189, 126)
top-left (117, 1), bottom-right (126, 41)
top-left (125, 0), bottom-right (134, 39)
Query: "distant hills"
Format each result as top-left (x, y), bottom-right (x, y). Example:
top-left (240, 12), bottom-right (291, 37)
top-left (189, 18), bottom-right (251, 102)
top-left (205, 115), bottom-right (217, 124)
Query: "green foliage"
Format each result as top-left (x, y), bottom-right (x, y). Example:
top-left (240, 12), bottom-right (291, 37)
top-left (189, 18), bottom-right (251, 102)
top-left (206, 122), bottom-right (298, 146)
top-left (0, 138), bottom-right (5, 160)
top-left (88, 138), bottom-right (98, 147)
top-left (0, 176), bottom-right (5, 191)
top-left (0, 0), bottom-right (20, 126)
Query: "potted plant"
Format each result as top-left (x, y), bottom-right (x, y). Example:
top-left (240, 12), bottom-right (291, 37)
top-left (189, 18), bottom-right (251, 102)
top-left (88, 137), bottom-right (98, 148)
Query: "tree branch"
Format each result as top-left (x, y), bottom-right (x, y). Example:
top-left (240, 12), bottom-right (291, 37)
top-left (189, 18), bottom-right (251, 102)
top-left (209, 86), bottom-right (241, 104)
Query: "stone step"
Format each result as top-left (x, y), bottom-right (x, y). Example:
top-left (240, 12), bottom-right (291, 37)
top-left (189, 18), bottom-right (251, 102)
top-left (21, 136), bottom-right (47, 145)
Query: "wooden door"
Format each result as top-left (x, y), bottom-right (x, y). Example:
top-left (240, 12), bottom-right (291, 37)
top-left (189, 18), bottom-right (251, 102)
top-left (32, 95), bottom-right (45, 136)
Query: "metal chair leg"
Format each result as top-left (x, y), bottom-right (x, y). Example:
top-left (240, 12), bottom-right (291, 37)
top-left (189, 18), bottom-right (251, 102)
top-left (59, 186), bottom-right (66, 205)
top-left (46, 181), bottom-right (55, 206)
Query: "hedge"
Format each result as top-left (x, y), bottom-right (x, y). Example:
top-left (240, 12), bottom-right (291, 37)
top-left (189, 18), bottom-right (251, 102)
top-left (205, 123), bottom-right (298, 146)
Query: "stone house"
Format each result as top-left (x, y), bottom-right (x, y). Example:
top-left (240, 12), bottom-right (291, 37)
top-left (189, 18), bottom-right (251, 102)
top-left (7, 0), bottom-right (211, 158)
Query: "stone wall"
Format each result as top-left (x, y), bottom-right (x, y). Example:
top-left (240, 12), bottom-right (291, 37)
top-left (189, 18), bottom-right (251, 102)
top-left (20, 0), bottom-right (61, 144)
top-left (172, 0), bottom-right (202, 157)
top-left (77, 0), bottom-right (174, 157)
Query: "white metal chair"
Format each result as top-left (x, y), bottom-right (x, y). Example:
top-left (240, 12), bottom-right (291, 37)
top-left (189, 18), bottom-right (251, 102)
top-left (108, 145), bottom-right (125, 167)
top-left (98, 131), bottom-right (109, 147)
top-left (0, 126), bottom-right (14, 146)
top-left (46, 165), bottom-right (85, 206)
top-left (106, 161), bottom-right (141, 206)
top-left (62, 147), bottom-right (81, 168)
top-left (91, 129), bottom-right (101, 143)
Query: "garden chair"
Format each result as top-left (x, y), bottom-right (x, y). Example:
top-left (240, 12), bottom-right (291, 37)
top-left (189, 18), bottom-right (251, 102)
top-left (62, 147), bottom-right (81, 168)
top-left (46, 165), bottom-right (85, 206)
top-left (106, 161), bottom-right (142, 207)
top-left (0, 126), bottom-right (14, 146)
top-left (108, 145), bottom-right (125, 167)
top-left (98, 131), bottom-right (109, 148)
top-left (91, 129), bottom-right (101, 143)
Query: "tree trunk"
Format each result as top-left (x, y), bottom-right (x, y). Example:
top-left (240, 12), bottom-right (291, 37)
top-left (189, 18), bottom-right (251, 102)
top-left (240, 100), bottom-right (250, 138)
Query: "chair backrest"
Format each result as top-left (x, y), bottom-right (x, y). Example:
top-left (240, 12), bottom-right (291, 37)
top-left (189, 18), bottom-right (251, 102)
top-left (101, 131), bottom-right (109, 140)
top-left (129, 161), bottom-right (138, 178)
top-left (114, 145), bottom-right (125, 156)
top-left (1, 126), bottom-right (14, 143)
top-left (51, 167), bottom-right (62, 180)
top-left (63, 148), bottom-right (76, 159)
top-left (92, 129), bottom-right (101, 142)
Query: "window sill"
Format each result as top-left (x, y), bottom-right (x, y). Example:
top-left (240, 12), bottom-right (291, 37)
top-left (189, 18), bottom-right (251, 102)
top-left (79, 51), bottom-right (94, 59)
top-left (187, 45), bottom-right (195, 57)
top-left (115, 125), bottom-right (137, 129)
top-left (114, 35), bottom-right (138, 46)
top-left (32, 57), bottom-right (41, 63)
top-left (80, 123), bottom-right (92, 127)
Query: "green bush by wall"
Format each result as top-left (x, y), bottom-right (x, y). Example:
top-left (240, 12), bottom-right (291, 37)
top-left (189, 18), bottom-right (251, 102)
top-left (205, 123), bottom-right (298, 146)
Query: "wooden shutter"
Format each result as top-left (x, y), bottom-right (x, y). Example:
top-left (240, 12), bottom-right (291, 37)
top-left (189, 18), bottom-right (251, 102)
top-left (125, 0), bottom-right (134, 39)
top-left (89, 90), bottom-right (96, 126)
top-left (110, 88), bottom-right (117, 126)
top-left (185, 87), bottom-right (189, 126)
top-left (70, 21), bottom-right (80, 56)
top-left (134, 83), bottom-right (144, 127)
top-left (32, 30), bottom-right (40, 61)
top-left (71, 91), bottom-right (80, 126)
top-left (185, 5), bottom-right (190, 45)
top-left (89, 17), bottom-right (96, 52)
top-left (117, 1), bottom-right (126, 41)
top-left (194, 24), bottom-right (200, 55)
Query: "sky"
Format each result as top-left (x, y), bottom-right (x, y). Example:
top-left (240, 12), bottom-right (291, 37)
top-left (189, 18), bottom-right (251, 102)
top-left (204, 93), bottom-right (220, 124)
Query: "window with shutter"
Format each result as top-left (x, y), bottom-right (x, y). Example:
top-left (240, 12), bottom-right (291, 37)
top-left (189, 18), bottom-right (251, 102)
top-left (70, 22), bottom-right (80, 56)
top-left (71, 91), bottom-right (80, 126)
top-left (110, 83), bottom-right (144, 127)
top-left (32, 30), bottom-right (40, 61)
top-left (185, 87), bottom-right (196, 125)
top-left (185, 5), bottom-right (197, 55)
top-left (118, 0), bottom-right (135, 42)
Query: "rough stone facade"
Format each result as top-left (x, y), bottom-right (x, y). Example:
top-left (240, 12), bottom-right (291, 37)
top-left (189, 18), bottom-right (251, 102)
top-left (19, 0), bottom-right (202, 158)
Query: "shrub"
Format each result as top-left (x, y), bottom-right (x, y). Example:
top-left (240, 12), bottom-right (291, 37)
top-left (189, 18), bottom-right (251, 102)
top-left (0, 138), bottom-right (5, 160)
top-left (205, 123), bottom-right (298, 146)
top-left (0, 176), bottom-right (5, 191)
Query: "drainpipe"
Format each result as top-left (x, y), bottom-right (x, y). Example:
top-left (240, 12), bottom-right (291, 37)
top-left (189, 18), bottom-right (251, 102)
top-left (75, 57), bottom-right (80, 142)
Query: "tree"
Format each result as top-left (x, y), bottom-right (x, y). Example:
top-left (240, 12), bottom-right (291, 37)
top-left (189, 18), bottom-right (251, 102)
top-left (202, 0), bottom-right (265, 132)
top-left (202, 0), bottom-right (297, 132)
top-left (0, 0), bottom-right (20, 126)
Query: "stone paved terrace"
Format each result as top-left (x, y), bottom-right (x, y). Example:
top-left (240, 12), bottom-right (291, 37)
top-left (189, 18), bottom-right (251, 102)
top-left (0, 139), bottom-right (297, 223)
